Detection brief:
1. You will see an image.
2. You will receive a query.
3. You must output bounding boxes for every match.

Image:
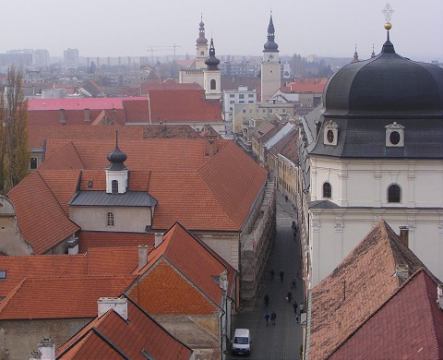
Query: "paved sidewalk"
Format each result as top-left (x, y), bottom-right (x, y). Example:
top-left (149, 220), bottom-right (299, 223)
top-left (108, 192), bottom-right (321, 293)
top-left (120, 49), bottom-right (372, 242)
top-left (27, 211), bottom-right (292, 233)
top-left (228, 192), bottom-right (304, 360)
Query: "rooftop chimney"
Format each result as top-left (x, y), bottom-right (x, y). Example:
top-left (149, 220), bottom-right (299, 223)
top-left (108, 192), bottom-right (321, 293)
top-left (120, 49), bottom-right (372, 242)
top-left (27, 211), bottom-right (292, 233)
top-left (97, 297), bottom-right (128, 320)
top-left (399, 226), bottom-right (409, 248)
top-left (138, 244), bottom-right (148, 269)
top-left (84, 108), bottom-right (91, 122)
top-left (154, 232), bottom-right (164, 248)
top-left (395, 264), bottom-right (409, 282)
top-left (205, 137), bottom-right (218, 156)
top-left (59, 109), bottom-right (66, 125)
top-left (67, 236), bottom-right (79, 255)
top-left (37, 337), bottom-right (55, 360)
top-left (437, 285), bottom-right (443, 310)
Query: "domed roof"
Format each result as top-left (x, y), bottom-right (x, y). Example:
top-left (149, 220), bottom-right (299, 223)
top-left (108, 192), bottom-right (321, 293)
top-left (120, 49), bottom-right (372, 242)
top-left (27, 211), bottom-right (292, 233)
top-left (323, 40), bottom-right (443, 118)
top-left (196, 18), bottom-right (208, 46)
top-left (205, 38), bottom-right (220, 70)
top-left (107, 132), bottom-right (127, 171)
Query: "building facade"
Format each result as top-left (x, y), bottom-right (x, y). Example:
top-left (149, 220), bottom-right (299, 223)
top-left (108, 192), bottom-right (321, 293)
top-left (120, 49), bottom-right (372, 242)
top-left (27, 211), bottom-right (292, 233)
top-left (298, 24), bottom-right (443, 287)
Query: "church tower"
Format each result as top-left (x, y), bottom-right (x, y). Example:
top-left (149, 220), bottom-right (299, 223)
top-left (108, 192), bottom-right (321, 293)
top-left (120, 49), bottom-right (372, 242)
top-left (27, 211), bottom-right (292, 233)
top-left (203, 38), bottom-right (221, 100)
top-left (195, 17), bottom-right (209, 69)
top-left (261, 15), bottom-right (281, 102)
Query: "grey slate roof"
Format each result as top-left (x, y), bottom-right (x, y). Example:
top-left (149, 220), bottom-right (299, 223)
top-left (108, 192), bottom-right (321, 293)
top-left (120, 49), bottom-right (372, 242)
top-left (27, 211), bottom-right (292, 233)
top-left (309, 200), bottom-right (340, 209)
top-left (307, 40), bottom-right (443, 159)
top-left (69, 191), bottom-right (157, 207)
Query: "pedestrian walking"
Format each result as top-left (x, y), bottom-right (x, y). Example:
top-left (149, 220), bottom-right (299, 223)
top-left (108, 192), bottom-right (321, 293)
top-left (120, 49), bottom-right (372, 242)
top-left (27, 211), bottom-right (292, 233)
top-left (264, 312), bottom-right (270, 326)
top-left (291, 279), bottom-right (297, 289)
top-left (279, 270), bottom-right (284, 283)
top-left (269, 269), bottom-right (275, 281)
top-left (287, 291), bottom-right (292, 303)
top-left (264, 294), bottom-right (270, 307)
top-left (293, 301), bottom-right (298, 314)
top-left (271, 312), bottom-right (277, 326)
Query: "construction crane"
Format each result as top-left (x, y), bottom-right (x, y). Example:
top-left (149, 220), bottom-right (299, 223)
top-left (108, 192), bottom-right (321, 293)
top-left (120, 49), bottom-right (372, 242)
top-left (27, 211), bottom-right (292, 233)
top-left (147, 44), bottom-right (181, 63)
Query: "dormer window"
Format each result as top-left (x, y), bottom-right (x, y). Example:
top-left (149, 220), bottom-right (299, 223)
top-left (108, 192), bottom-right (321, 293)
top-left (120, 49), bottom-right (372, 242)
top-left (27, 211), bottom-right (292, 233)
top-left (386, 122), bottom-right (404, 147)
top-left (323, 120), bottom-right (338, 146)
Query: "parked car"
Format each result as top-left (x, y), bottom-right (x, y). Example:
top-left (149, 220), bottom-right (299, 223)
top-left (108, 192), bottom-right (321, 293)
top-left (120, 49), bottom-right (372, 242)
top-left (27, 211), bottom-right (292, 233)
top-left (231, 328), bottom-right (252, 356)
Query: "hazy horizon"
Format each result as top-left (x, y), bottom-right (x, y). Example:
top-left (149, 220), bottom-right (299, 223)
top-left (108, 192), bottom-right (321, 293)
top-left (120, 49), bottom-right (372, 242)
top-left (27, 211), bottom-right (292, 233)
top-left (1, 0), bottom-right (442, 61)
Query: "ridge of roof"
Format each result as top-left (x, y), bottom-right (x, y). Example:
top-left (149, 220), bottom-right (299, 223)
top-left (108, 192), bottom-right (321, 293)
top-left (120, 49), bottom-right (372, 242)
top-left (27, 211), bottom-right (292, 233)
top-left (329, 267), bottom-right (443, 359)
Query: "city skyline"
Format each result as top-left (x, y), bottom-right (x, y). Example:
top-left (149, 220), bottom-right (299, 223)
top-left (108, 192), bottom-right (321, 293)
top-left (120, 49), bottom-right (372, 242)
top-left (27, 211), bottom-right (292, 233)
top-left (0, 0), bottom-right (441, 61)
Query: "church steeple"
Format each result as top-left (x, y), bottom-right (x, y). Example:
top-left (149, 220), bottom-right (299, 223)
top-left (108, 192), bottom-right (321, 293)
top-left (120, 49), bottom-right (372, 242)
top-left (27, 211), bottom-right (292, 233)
top-left (205, 38), bottom-right (220, 70)
top-left (263, 14), bottom-right (279, 52)
top-left (196, 15), bottom-right (208, 47)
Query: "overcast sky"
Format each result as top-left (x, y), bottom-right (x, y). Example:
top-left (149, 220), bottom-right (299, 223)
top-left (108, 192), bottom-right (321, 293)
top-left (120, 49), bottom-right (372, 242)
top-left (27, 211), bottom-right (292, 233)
top-left (1, 0), bottom-right (442, 61)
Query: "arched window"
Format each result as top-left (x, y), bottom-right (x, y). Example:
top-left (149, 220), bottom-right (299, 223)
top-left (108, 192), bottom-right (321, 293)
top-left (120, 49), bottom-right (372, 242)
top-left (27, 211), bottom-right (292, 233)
top-left (210, 79), bottom-right (216, 90)
top-left (111, 180), bottom-right (118, 194)
top-left (388, 184), bottom-right (401, 203)
top-left (107, 212), bottom-right (115, 226)
top-left (323, 182), bottom-right (332, 199)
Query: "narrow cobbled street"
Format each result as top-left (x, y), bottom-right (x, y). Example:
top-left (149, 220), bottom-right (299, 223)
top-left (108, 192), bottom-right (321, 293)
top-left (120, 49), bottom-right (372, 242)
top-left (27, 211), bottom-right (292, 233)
top-left (228, 191), bottom-right (304, 360)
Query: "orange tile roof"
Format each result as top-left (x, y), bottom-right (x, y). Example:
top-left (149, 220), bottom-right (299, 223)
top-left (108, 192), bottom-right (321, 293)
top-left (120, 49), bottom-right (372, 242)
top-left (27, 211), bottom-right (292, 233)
top-left (38, 142), bottom-right (85, 170)
top-left (41, 138), bottom-right (266, 232)
top-left (147, 89), bottom-right (222, 123)
top-left (0, 247), bottom-right (139, 297)
top-left (309, 220), bottom-right (425, 360)
top-left (8, 171), bottom-right (80, 254)
top-left (139, 223), bottom-right (235, 306)
top-left (285, 78), bottom-right (328, 93)
top-left (0, 276), bottom-right (135, 320)
top-left (58, 299), bottom-right (192, 360)
top-left (128, 260), bottom-right (217, 314)
top-left (79, 231), bottom-right (153, 252)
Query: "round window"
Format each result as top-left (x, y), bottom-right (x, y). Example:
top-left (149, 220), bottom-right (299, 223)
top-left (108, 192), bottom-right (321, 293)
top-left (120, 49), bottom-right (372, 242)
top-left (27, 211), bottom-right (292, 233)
top-left (390, 131), bottom-right (401, 145)
top-left (327, 130), bottom-right (334, 143)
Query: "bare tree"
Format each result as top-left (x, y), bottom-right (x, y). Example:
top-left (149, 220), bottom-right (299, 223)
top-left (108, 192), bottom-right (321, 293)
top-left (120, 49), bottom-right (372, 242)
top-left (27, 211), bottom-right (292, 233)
top-left (0, 67), bottom-right (28, 193)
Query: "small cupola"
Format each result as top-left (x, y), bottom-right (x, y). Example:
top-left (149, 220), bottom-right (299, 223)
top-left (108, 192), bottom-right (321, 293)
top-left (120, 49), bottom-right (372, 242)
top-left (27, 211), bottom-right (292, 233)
top-left (105, 131), bottom-right (128, 194)
top-left (205, 38), bottom-right (220, 70)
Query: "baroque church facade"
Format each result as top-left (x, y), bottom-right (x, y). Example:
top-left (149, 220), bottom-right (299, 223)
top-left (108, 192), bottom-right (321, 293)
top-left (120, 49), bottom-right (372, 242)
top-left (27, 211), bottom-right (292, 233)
top-left (298, 22), bottom-right (443, 286)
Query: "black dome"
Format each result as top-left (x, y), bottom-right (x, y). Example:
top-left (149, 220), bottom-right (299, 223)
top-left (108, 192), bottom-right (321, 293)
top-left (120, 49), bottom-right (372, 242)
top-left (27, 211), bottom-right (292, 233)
top-left (324, 41), bottom-right (443, 118)
top-left (205, 38), bottom-right (220, 70)
top-left (107, 146), bottom-right (127, 171)
top-left (264, 40), bottom-right (279, 52)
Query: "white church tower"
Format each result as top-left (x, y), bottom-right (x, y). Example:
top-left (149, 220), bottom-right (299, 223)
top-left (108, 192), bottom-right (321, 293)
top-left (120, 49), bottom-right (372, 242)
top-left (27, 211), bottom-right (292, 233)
top-left (195, 17), bottom-right (209, 70)
top-left (261, 15), bottom-right (281, 102)
top-left (203, 38), bottom-right (221, 100)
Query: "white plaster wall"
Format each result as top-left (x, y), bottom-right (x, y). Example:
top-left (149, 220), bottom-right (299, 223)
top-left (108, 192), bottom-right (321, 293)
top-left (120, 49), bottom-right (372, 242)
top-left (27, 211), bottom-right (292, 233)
top-left (310, 157), bottom-right (443, 208)
top-left (194, 231), bottom-right (239, 270)
top-left (70, 206), bottom-right (151, 233)
top-left (261, 61), bottom-right (281, 102)
top-left (309, 209), bottom-right (443, 286)
top-left (203, 70), bottom-right (221, 100)
top-left (179, 70), bottom-right (204, 88)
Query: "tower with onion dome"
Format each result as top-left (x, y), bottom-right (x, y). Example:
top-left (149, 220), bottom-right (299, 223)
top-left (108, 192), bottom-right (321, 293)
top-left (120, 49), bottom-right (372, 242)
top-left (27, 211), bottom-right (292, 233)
top-left (203, 38), bottom-right (221, 100)
top-left (195, 16), bottom-right (209, 69)
top-left (105, 131), bottom-right (128, 194)
top-left (260, 14), bottom-right (281, 102)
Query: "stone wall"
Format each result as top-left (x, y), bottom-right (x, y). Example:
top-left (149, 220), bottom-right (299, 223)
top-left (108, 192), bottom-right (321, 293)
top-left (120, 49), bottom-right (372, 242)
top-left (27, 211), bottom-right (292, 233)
top-left (239, 178), bottom-right (276, 304)
top-left (0, 318), bottom-right (90, 360)
top-left (153, 314), bottom-right (221, 360)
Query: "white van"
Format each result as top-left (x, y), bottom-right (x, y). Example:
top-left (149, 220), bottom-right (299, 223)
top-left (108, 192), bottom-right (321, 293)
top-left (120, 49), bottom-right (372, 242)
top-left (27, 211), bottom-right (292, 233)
top-left (231, 328), bottom-right (252, 356)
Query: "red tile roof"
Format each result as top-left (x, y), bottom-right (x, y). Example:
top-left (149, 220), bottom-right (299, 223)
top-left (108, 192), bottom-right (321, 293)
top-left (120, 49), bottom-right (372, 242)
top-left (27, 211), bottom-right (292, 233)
top-left (8, 171), bottom-right (80, 254)
top-left (79, 231), bottom-right (153, 252)
top-left (147, 89), bottom-right (222, 123)
top-left (329, 269), bottom-right (443, 360)
top-left (285, 78), bottom-right (328, 94)
top-left (58, 299), bottom-right (192, 360)
top-left (309, 220), bottom-right (425, 360)
top-left (0, 276), bottom-right (135, 320)
top-left (141, 80), bottom-right (202, 92)
top-left (138, 223), bottom-right (235, 305)
top-left (129, 260), bottom-right (218, 314)
top-left (0, 247), bottom-right (139, 297)
top-left (41, 139), bottom-right (266, 232)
